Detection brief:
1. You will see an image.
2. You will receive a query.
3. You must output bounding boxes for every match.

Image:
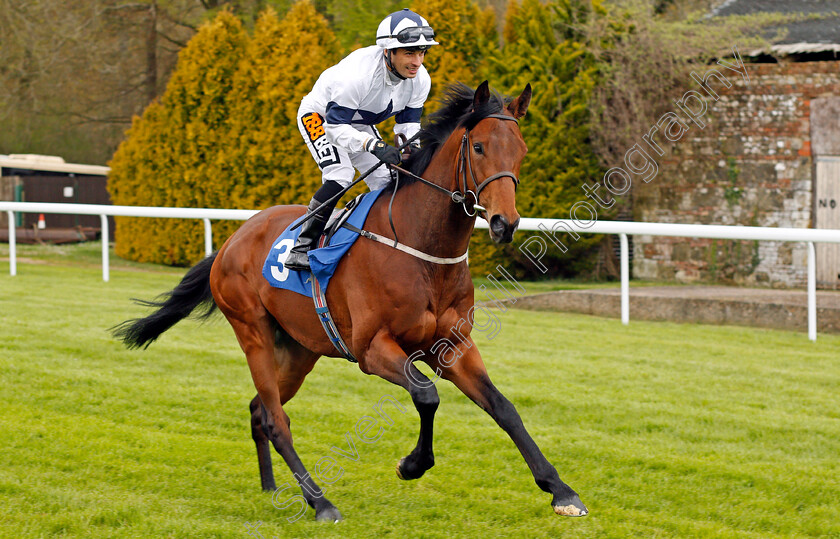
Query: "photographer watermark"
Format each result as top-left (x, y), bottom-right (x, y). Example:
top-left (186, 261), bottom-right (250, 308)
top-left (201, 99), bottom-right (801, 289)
top-left (403, 264), bottom-right (525, 388)
top-left (519, 46), bottom-right (749, 272)
top-left (245, 264), bottom-right (526, 534)
top-left (245, 45), bottom-right (750, 533)
top-left (252, 394), bottom-right (407, 530)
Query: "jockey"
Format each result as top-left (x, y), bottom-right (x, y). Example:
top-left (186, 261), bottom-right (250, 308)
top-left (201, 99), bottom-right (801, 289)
top-left (284, 8), bottom-right (439, 271)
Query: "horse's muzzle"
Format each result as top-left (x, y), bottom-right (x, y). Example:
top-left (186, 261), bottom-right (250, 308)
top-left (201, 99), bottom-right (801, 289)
top-left (489, 215), bottom-right (520, 244)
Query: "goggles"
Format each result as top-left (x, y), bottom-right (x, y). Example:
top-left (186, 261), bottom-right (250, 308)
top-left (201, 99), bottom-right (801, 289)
top-left (385, 26), bottom-right (436, 44)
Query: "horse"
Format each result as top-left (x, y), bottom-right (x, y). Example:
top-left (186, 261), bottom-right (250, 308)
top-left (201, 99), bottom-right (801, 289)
top-left (113, 81), bottom-right (588, 521)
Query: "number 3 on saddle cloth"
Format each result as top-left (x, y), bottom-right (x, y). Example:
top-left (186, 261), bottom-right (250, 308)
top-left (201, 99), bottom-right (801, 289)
top-left (261, 189), bottom-right (385, 362)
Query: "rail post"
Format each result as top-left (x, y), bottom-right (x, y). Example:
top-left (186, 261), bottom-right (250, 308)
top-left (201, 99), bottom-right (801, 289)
top-left (620, 233), bottom-right (629, 325)
top-left (101, 214), bottom-right (109, 282)
top-left (7, 211), bottom-right (16, 276)
top-left (203, 218), bottom-right (212, 257)
top-left (808, 241), bottom-right (816, 342)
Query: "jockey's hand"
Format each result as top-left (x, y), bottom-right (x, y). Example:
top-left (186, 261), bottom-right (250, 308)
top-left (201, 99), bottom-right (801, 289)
top-left (369, 140), bottom-right (401, 165)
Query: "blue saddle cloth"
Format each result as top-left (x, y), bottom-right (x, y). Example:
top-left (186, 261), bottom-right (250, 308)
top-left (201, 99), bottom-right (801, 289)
top-left (262, 189), bottom-right (384, 298)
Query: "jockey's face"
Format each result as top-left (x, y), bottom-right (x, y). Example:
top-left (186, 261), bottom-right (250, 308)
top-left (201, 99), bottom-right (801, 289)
top-left (388, 48), bottom-right (426, 79)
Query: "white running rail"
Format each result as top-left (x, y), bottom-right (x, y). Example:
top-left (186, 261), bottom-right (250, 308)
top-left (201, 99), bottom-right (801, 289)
top-left (1, 202), bottom-right (256, 283)
top-left (2, 202), bottom-right (839, 341)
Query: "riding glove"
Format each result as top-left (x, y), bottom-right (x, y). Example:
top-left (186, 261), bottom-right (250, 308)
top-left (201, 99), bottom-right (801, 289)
top-left (367, 139), bottom-right (401, 165)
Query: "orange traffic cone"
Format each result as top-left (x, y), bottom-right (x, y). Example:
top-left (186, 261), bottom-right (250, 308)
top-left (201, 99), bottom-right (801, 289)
top-left (37, 214), bottom-right (46, 229)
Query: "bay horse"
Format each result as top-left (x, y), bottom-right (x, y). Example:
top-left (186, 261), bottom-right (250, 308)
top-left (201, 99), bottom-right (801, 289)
top-left (113, 81), bottom-right (588, 521)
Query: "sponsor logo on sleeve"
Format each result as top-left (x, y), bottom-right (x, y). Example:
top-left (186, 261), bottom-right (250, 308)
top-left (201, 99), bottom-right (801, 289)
top-left (301, 112), bottom-right (340, 169)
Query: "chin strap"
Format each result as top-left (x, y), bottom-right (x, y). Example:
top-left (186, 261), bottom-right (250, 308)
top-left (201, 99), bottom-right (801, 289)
top-left (384, 50), bottom-right (406, 81)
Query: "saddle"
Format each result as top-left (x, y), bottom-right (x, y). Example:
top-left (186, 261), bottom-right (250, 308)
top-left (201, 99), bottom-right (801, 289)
top-left (323, 193), bottom-right (364, 245)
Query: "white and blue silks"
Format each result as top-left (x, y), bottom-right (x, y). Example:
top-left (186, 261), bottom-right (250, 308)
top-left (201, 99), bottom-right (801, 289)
top-left (297, 46), bottom-right (430, 187)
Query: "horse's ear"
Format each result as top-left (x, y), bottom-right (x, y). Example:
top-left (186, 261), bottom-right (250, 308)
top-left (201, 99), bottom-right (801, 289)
top-left (473, 80), bottom-right (490, 109)
top-left (507, 83), bottom-right (532, 119)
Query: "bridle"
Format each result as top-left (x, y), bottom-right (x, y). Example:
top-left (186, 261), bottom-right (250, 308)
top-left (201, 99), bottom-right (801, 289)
top-left (342, 112), bottom-right (521, 263)
top-left (390, 113), bottom-right (521, 218)
top-left (457, 113), bottom-right (521, 216)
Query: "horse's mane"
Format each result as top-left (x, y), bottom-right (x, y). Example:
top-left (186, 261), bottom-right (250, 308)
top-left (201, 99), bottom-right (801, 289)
top-left (400, 82), bottom-right (507, 182)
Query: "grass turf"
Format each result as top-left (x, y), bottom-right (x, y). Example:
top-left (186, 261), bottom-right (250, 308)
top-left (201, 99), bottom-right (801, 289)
top-left (1, 242), bottom-right (838, 538)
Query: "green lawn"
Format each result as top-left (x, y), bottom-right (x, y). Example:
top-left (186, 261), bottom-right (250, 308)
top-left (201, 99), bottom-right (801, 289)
top-left (1, 242), bottom-right (838, 538)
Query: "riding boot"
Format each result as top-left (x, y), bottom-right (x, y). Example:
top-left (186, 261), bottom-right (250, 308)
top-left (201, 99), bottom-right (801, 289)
top-left (284, 197), bottom-right (335, 271)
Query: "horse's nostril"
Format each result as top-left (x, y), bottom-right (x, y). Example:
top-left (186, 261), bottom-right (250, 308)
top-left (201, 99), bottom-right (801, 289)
top-left (490, 215), bottom-right (509, 236)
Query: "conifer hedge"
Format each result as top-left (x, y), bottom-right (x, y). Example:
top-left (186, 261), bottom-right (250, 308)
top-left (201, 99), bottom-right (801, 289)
top-left (109, 4), bottom-right (339, 265)
top-left (413, 0), bottom-right (497, 100)
top-left (108, 0), bottom-right (612, 276)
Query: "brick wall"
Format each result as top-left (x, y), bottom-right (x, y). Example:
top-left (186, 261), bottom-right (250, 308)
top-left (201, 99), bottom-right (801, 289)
top-left (632, 61), bottom-right (840, 287)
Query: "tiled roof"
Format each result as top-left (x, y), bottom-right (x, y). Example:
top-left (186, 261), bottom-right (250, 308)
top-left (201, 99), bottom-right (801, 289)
top-left (711, 0), bottom-right (840, 46)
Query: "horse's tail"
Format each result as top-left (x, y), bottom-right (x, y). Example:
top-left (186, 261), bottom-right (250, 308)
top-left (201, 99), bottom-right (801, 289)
top-left (112, 252), bottom-right (219, 350)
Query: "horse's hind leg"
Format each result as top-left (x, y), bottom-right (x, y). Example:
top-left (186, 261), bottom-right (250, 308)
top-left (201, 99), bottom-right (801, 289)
top-left (229, 316), bottom-right (340, 522)
top-left (360, 333), bottom-right (439, 480)
top-left (250, 395), bottom-right (276, 491)
top-left (437, 341), bottom-right (588, 517)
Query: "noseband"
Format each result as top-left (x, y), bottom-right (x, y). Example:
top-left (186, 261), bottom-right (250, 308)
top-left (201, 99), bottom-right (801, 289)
top-left (391, 113), bottom-right (521, 217)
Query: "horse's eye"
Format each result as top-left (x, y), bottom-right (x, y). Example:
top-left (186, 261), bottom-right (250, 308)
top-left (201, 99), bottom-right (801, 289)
top-left (473, 143), bottom-right (484, 154)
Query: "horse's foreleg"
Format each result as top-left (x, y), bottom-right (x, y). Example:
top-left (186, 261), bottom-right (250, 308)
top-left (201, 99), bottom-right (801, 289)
top-left (360, 333), bottom-right (439, 480)
top-left (438, 343), bottom-right (588, 517)
top-left (231, 318), bottom-right (341, 522)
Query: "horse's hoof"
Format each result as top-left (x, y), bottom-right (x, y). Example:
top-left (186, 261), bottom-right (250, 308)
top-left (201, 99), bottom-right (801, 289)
top-left (553, 495), bottom-right (588, 517)
top-left (396, 455), bottom-right (432, 481)
top-left (315, 505), bottom-right (343, 522)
